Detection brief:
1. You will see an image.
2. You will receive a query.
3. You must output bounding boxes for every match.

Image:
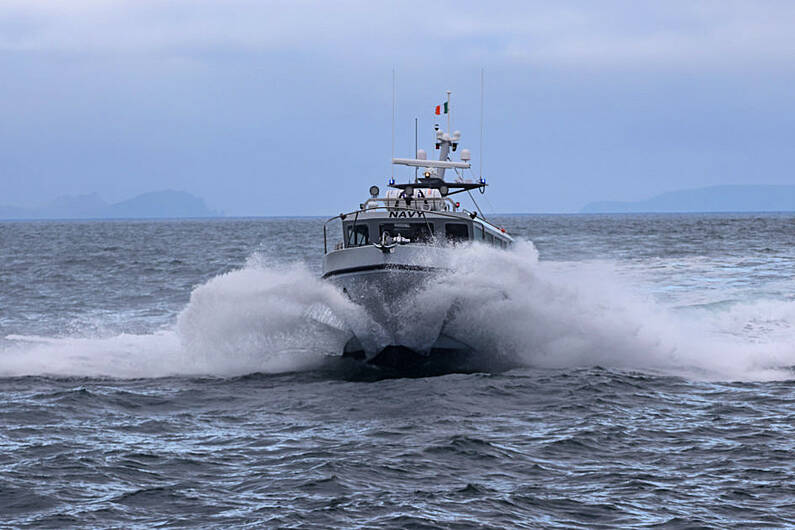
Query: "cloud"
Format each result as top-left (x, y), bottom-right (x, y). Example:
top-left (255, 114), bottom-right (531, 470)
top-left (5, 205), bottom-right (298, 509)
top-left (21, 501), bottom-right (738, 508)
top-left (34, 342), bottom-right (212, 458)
top-left (0, 1), bottom-right (412, 54)
top-left (2, 1), bottom-right (795, 71)
top-left (500, 1), bottom-right (795, 70)
top-left (2, 1), bottom-right (795, 214)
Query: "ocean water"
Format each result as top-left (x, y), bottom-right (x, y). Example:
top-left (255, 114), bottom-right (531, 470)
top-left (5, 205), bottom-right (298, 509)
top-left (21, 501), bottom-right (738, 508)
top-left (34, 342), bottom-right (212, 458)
top-left (1, 213), bottom-right (794, 528)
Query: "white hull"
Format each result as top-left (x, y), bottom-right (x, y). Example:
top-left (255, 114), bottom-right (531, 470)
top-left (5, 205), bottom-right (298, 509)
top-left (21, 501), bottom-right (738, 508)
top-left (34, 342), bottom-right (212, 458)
top-left (323, 245), bottom-right (472, 366)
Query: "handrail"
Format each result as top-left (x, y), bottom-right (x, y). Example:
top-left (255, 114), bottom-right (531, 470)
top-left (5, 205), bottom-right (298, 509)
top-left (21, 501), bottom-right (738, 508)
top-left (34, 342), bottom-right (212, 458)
top-left (324, 205), bottom-right (473, 226)
top-left (323, 204), bottom-right (512, 253)
top-left (361, 196), bottom-right (459, 211)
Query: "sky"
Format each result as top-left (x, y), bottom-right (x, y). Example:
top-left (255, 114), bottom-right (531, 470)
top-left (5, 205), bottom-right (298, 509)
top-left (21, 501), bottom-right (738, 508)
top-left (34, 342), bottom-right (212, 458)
top-left (2, 0), bottom-right (795, 215)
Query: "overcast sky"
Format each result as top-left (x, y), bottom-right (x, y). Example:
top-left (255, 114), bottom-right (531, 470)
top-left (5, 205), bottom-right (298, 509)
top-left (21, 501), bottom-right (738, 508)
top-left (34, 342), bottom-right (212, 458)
top-left (2, 1), bottom-right (795, 215)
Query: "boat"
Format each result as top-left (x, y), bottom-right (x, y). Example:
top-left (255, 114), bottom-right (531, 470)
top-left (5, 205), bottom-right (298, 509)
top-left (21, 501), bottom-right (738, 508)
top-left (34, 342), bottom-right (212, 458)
top-left (321, 94), bottom-right (513, 369)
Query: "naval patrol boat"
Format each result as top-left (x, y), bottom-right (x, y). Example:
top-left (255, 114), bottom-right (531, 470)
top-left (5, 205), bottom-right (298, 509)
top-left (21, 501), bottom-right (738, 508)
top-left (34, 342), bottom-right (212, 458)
top-left (322, 98), bottom-right (512, 368)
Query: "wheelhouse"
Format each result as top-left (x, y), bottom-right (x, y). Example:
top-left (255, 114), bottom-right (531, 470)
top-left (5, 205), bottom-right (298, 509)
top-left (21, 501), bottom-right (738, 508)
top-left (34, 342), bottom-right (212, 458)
top-left (325, 201), bottom-right (512, 252)
top-left (322, 116), bottom-right (513, 253)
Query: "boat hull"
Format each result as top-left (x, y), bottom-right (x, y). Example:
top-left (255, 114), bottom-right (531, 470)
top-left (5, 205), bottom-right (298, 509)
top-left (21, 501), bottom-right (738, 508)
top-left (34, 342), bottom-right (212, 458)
top-left (323, 245), bottom-right (473, 367)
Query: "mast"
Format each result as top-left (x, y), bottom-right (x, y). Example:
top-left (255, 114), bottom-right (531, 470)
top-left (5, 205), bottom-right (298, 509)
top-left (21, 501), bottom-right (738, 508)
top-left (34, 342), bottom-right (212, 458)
top-left (479, 69), bottom-right (484, 180)
top-left (437, 125), bottom-right (449, 179)
top-left (391, 68), bottom-right (396, 182)
top-left (390, 89), bottom-right (482, 196)
top-left (414, 117), bottom-right (418, 183)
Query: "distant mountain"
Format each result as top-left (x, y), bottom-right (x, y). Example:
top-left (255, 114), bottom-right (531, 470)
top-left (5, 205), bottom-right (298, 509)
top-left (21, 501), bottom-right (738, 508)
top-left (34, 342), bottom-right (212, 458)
top-left (0, 190), bottom-right (217, 220)
top-left (107, 191), bottom-right (215, 218)
top-left (46, 193), bottom-right (109, 218)
top-left (581, 185), bottom-right (795, 213)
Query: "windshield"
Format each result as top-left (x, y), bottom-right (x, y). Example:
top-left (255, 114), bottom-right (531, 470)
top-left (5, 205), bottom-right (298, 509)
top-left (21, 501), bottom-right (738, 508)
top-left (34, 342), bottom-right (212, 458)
top-left (379, 222), bottom-right (434, 243)
top-left (346, 224), bottom-right (369, 247)
top-left (445, 223), bottom-right (469, 243)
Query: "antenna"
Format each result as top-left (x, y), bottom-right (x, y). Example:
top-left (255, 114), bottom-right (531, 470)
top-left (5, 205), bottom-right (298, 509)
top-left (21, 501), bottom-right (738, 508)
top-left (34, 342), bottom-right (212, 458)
top-left (479, 68), bottom-right (484, 179)
top-left (391, 67), bottom-right (396, 181)
top-left (446, 90), bottom-right (451, 135)
top-left (414, 117), bottom-right (418, 182)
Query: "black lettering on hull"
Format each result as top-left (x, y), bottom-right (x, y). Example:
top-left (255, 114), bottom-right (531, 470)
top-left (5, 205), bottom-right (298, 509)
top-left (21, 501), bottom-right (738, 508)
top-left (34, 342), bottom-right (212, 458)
top-left (388, 210), bottom-right (426, 218)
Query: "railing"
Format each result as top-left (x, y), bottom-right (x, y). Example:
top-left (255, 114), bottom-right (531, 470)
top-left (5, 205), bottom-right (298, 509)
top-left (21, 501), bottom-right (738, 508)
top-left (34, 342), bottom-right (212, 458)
top-left (360, 196), bottom-right (460, 212)
top-left (322, 204), bottom-right (510, 253)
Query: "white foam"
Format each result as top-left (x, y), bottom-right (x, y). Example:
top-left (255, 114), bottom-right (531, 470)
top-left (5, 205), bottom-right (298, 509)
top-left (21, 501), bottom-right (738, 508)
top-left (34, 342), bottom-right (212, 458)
top-left (0, 257), bottom-right (361, 378)
top-left (1, 244), bottom-right (793, 380)
top-left (0, 331), bottom-right (182, 378)
top-left (432, 241), bottom-right (795, 380)
top-left (174, 255), bottom-right (360, 376)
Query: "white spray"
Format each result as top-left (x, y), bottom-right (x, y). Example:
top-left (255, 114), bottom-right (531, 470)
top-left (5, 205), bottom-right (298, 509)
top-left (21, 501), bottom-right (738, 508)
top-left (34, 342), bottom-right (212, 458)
top-left (1, 243), bottom-right (793, 380)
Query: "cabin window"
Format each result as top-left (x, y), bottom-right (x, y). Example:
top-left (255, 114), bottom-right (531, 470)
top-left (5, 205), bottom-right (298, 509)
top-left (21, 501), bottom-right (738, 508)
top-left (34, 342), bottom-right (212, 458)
top-left (485, 233), bottom-right (494, 245)
top-left (445, 223), bottom-right (469, 243)
top-left (379, 222), bottom-right (434, 243)
top-left (346, 224), bottom-right (369, 247)
top-left (474, 224), bottom-right (485, 240)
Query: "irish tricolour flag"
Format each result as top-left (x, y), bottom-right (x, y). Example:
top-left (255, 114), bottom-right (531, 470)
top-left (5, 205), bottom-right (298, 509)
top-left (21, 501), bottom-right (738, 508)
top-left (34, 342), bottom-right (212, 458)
top-left (435, 102), bottom-right (449, 115)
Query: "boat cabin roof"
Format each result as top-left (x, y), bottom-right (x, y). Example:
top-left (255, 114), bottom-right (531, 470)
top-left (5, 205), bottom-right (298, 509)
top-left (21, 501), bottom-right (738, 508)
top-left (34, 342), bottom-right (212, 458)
top-left (323, 191), bottom-right (512, 253)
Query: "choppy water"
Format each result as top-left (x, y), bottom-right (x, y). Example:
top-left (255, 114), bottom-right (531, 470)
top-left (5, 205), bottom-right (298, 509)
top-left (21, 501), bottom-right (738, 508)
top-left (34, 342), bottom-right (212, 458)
top-left (1, 214), bottom-right (794, 527)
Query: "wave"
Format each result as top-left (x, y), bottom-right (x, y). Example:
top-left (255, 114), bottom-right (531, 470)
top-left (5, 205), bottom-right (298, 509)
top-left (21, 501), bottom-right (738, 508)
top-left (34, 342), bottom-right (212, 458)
top-left (1, 244), bottom-right (793, 380)
top-left (435, 242), bottom-right (795, 380)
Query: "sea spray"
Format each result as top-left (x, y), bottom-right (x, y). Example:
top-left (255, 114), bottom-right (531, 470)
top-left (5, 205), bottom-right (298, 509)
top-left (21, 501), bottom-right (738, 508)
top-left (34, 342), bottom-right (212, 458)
top-left (0, 257), bottom-right (362, 377)
top-left (174, 255), bottom-right (361, 375)
top-left (1, 243), bottom-right (792, 380)
top-left (430, 241), bottom-right (795, 379)
top-left (0, 331), bottom-right (182, 378)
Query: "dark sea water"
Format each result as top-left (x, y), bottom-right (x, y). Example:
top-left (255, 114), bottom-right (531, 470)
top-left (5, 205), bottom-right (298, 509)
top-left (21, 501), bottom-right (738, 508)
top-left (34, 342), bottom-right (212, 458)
top-left (1, 213), bottom-right (794, 528)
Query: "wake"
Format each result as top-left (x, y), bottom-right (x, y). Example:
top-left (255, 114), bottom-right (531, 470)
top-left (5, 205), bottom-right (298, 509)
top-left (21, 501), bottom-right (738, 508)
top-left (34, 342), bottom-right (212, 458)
top-left (1, 244), bottom-right (793, 380)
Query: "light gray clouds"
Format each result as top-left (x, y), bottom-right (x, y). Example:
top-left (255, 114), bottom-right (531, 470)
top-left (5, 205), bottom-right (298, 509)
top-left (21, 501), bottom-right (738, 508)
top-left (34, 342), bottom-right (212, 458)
top-left (2, 1), bottom-right (795, 214)
top-left (5, 1), bottom-right (795, 69)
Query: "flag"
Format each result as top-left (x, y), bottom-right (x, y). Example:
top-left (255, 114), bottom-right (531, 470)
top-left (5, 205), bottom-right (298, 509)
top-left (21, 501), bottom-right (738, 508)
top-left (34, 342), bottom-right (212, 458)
top-left (434, 102), bottom-right (449, 115)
